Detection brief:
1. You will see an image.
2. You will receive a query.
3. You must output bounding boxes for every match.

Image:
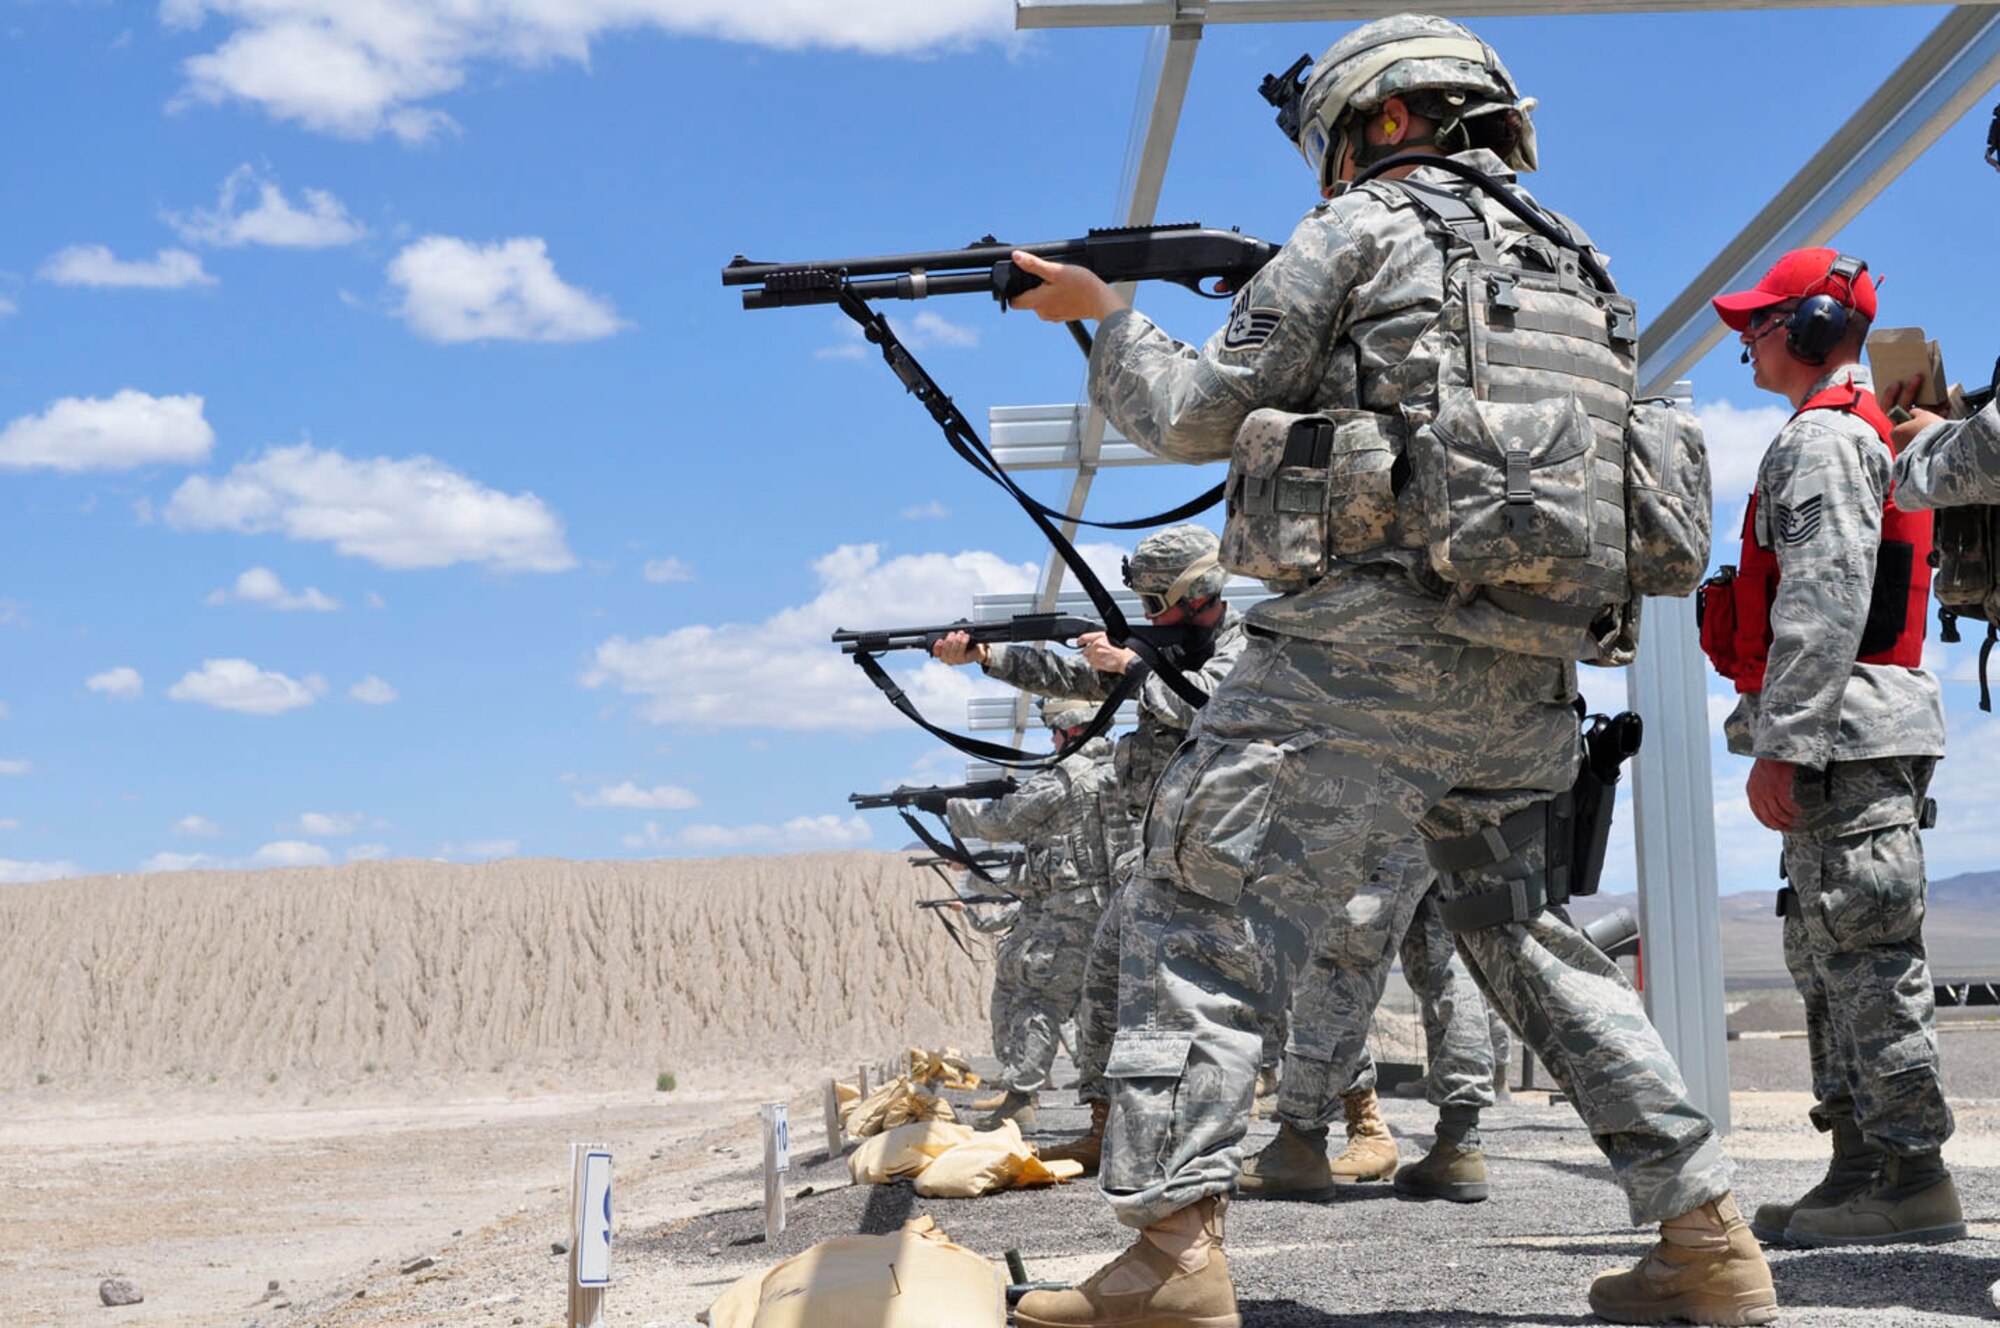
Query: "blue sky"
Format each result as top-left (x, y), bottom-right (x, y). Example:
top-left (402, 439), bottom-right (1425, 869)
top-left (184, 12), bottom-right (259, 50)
top-left (1, 2), bottom-right (1996, 892)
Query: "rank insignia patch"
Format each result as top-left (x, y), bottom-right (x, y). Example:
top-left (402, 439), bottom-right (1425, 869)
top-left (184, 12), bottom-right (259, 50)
top-left (1776, 495), bottom-right (1825, 545)
top-left (1223, 298), bottom-right (1284, 351)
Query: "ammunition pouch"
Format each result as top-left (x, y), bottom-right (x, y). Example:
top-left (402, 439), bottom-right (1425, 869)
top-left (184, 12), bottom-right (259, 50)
top-left (1220, 407), bottom-right (1406, 587)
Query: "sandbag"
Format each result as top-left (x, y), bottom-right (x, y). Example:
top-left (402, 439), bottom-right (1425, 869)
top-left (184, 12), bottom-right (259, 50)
top-left (911, 1121), bottom-right (1082, 1197)
top-left (704, 1216), bottom-right (1003, 1328)
top-left (849, 1119), bottom-right (977, 1185)
top-left (841, 1077), bottom-right (957, 1139)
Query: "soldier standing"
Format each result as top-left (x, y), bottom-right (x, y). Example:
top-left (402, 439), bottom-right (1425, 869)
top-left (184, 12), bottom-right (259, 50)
top-left (1240, 842), bottom-right (1499, 1204)
top-left (934, 525), bottom-right (1248, 1171)
top-left (946, 696), bottom-right (1128, 1129)
top-left (1004, 15), bottom-right (1776, 1326)
top-left (1705, 250), bottom-right (1962, 1246)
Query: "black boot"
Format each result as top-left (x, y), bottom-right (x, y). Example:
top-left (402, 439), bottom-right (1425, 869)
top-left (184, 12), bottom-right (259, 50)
top-left (1748, 1117), bottom-right (1883, 1245)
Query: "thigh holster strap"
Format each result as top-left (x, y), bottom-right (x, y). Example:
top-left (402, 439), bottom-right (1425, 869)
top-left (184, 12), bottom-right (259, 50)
top-left (1430, 794), bottom-right (1573, 933)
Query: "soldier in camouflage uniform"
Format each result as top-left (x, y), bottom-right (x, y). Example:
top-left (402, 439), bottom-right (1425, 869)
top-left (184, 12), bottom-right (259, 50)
top-left (1007, 16), bottom-right (1776, 1327)
top-left (1241, 837), bottom-right (1499, 1203)
top-left (933, 525), bottom-right (1250, 1171)
top-left (947, 696), bottom-right (1130, 1130)
top-left (1887, 387), bottom-right (2000, 504)
top-left (960, 872), bottom-right (1028, 1093)
top-left (1710, 252), bottom-right (1961, 1248)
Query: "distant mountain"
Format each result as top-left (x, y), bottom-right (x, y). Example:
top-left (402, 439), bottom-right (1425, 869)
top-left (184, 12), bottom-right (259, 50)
top-left (1569, 868), bottom-right (2000, 981)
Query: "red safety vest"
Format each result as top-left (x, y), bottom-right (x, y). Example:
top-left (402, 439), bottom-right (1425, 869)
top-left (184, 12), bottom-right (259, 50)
top-left (1697, 381), bottom-right (1932, 693)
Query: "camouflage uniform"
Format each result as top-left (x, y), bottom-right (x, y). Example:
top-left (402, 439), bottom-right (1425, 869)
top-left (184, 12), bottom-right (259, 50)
top-left (965, 885), bottom-right (1027, 1068)
top-left (1892, 397), bottom-right (2000, 510)
top-left (1087, 149), bottom-right (1733, 1231)
top-left (949, 736), bottom-right (1128, 1096)
top-left (1275, 838), bottom-right (1497, 1127)
top-left (985, 607), bottom-right (1249, 1104)
top-left (1724, 364), bottom-right (1951, 1156)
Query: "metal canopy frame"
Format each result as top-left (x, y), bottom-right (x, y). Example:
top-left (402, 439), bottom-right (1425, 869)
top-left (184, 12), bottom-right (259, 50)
top-left (982, 0), bottom-right (2000, 1130)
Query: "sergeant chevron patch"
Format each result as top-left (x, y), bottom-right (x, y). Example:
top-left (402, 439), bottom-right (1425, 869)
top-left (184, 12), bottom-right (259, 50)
top-left (1223, 299), bottom-right (1284, 351)
top-left (1776, 494), bottom-right (1825, 545)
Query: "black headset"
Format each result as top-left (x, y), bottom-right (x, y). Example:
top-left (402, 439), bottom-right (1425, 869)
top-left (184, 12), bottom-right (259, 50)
top-left (1785, 253), bottom-right (1868, 365)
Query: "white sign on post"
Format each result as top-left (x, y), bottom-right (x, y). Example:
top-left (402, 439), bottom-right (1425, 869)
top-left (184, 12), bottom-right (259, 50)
top-left (575, 1149), bottom-right (612, 1288)
top-left (772, 1103), bottom-right (791, 1173)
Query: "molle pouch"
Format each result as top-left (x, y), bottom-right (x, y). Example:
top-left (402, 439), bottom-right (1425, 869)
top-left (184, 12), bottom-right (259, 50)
top-left (1624, 400), bottom-right (1713, 597)
top-left (1417, 387), bottom-right (1603, 587)
top-left (1929, 505), bottom-right (1994, 620)
top-left (1221, 408), bottom-right (1404, 584)
top-left (1696, 565), bottom-right (1742, 677)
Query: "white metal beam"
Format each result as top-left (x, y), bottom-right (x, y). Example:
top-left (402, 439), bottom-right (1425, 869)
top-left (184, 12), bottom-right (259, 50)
top-left (1019, 0), bottom-right (1998, 28)
top-left (1638, 5), bottom-right (2000, 394)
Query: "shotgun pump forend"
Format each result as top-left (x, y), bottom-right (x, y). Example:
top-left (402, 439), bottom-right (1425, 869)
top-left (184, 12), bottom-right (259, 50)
top-left (850, 778), bottom-right (1019, 812)
top-left (722, 224), bottom-right (1279, 310)
top-left (832, 612), bottom-right (1211, 661)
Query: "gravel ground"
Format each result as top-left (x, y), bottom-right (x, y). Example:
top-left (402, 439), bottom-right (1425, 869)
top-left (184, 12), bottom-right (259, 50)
top-left (651, 1038), bottom-right (2000, 1327)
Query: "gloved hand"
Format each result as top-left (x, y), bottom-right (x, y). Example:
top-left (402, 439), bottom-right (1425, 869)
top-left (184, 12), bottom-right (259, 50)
top-left (912, 790), bottom-right (952, 816)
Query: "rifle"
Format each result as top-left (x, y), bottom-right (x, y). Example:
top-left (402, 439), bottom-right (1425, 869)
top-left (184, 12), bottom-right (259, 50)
top-left (833, 613), bottom-right (1207, 661)
top-left (722, 224), bottom-right (1279, 312)
top-left (917, 894), bottom-right (1017, 910)
top-left (849, 778), bottom-right (1018, 812)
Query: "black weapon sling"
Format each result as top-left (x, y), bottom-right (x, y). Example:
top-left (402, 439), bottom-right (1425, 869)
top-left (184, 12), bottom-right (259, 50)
top-left (833, 285), bottom-right (1215, 767)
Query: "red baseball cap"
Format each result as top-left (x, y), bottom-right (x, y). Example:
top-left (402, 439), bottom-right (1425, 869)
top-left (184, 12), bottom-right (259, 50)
top-left (1711, 248), bottom-right (1878, 332)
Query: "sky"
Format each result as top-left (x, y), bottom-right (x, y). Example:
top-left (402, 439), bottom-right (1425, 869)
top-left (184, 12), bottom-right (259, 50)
top-left (1, 1), bottom-right (1997, 893)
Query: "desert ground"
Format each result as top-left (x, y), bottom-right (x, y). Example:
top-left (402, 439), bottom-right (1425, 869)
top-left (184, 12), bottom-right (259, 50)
top-left (2, 851), bottom-right (1996, 1326)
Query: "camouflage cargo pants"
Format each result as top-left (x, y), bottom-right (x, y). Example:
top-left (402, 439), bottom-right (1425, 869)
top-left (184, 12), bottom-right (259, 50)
top-left (1781, 755), bottom-right (1952, 1154)
top-left (1002, 894), bottom-right (1102, 1095)
top-left (1075, 881), bottom-right (1125, 1106)
top-left (1276, 843), bottom-right (1497, 1124)
top-left (990, 915), bottom-right (1033, 1069)
top-left (1102, 632), bottom-right (1731, 1229)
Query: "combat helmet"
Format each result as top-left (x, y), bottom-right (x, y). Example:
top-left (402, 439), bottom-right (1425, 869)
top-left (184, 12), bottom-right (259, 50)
top-left (1121, 524), bottom-right (1225, 617)
top-left (1039, 695), bottom-right (1097, 731)
top-left (1278, 13), bottom-right (1538, 190)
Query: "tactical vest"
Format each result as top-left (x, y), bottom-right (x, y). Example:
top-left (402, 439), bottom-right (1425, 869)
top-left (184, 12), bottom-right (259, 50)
top-left (1220, 168), bottom-right (1710, 664)
top-left (1039, 741), bottom-right (1128, 914)
top-left (1697, 382), bottom-right (1931, 693)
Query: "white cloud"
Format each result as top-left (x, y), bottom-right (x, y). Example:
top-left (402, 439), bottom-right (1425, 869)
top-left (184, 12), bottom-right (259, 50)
top-left (168, 658), bottom-right (326, 716)
top-left (347, 843), bottom-right (389, 861)
top-left (387, 236), bottom-right (625, 344)
top-left (159, 1), bottom-right (1013, 141)
top-left (291, 811), bottom-right (365, 837)
top-left (253, 839), bottom-right (332, 866)
top-left (39, 245), bottom-right (216, 289)
top-left (173, 814), bottom-right (222, 838)
top-left (85, 666), bottom-right (145, 701)
top-left (0, 759), bottom-right (30, 776)
top-left (0, 701), bottom-right (9, 719)
top-left (671, 814), bottom-right (875, 853)
top-left (208, 566), bottom-right (341, 612)
top-left (1695, 399), bottom-right (1788, 503)
top-left (167, 164), bottom-right (366, 248)
top-left (909, 311), bottom-right (980, 349)
top-left (364, 591), bottom-right (388, 610)
top-left (582, 543), bottom-right (1034, 732)
top-left (0, 859), bottom-right (81, 884)
top-left (0, 295), bottom-right (16, 319)
top-left (817, 310), bottom-right (983, 361)
top-left (166, 443), bottom-right (575, 572)
top-left (574, 781), bottom-right (699, 811)
top-left (0, 391), bottom-right (214, 473)
top-left (139, 851), bottom-right (220, 873)
top-left (901, 501), bottom-right (951, 520)
top-left (642, 557), bottom-right (694, 584)
top-left (349, 675), bottom-right (399, 705)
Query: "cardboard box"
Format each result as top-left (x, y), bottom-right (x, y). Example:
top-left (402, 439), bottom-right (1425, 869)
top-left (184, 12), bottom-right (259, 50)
top-left (1867, 326), bottom-right (1949, 408)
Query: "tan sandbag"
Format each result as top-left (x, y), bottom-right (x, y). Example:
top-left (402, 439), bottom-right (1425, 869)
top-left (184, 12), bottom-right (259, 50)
top-left (704, 1215), bottom-right (1004, 1328)
top-left (841, 1077), bottom-right (957, 1139)
top-left (835, 1081), bottom-right (860, 1108)
top-left (908, 1046), bottom-right (980, 1089)
top-left (849, 1119), bottom-right (976, 1184)
top-left (912, 1121), bottom-right (1083, 1198)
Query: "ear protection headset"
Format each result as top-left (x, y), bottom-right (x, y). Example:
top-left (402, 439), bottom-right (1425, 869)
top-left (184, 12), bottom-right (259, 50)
top-left (1785, 253), bottom-right (1868, 365)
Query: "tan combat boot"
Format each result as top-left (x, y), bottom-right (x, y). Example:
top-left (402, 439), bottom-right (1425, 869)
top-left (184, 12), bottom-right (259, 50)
top-left (1748, 1116), bottom-right (1883, 1244)
top-left (1328, 1087), bottom-right (1397, 1184)
top-left (1784, 1150), bottom-right (1966, 1246)
top-left (1041, 1099), bottom-right (1110, 1176)
top-left (1249, 1066), bottom-right (1279, 1120)
top-left (970, 1088), bottom-right (1012, 1111)
top-left (1014, 1195), bottom-right (1239, 1328)
top-left (979, 1089), bottom-right (1038, 1131)
top-left (1588, 1193), bottom-right (1778, 1326)
top-left (1393, 1107), bottom-right (1488, 1203)
top-left (1236, 1121), bottom-right (1337, 1200)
